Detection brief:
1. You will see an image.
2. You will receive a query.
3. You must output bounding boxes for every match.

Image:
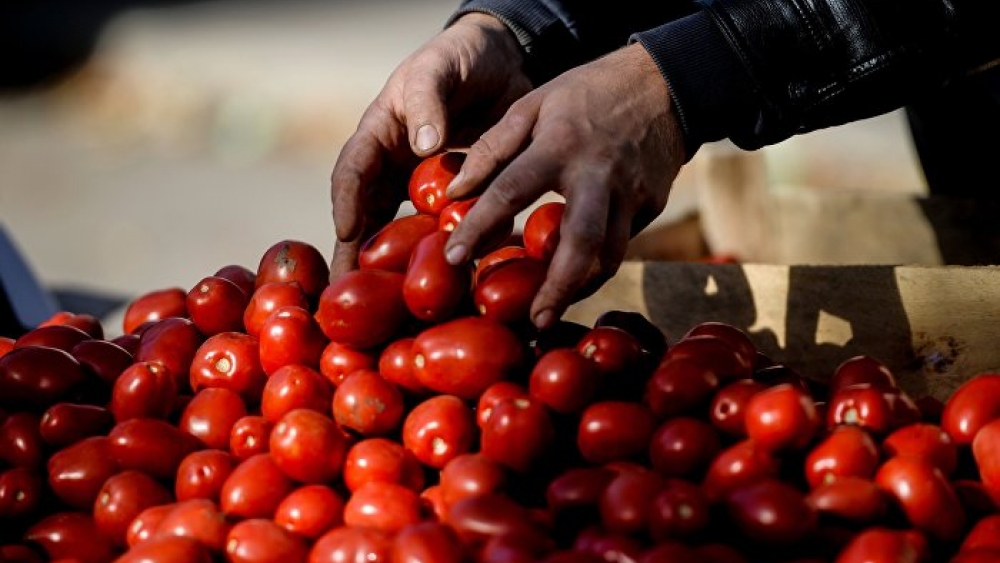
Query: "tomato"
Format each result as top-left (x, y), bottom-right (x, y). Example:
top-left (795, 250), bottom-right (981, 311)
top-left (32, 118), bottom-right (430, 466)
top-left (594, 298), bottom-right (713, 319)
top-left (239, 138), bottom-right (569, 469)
top-left (47, 436), bottom-right (120, 509)
top-left (474, 246), bottom-right (529, 286)
top-left (874, 456), bottom-right (965, 541)
top-left (392, 522), bottom-right (465, 563)
top-left (961, 514), bottom-right (1000, 552)
top-left (744, 383), bottom-right (820, 452)
top-left (412, 316), bottom-right (527, 400)
top-left (185, 275), bottom-right (249, 336)
top-left (154, 498), bottom-right (230, 552)
top-left (39, 311), bottom-right (104, 338)
top-left (474, 257), bottom-right (548, 325)
top-left (648, 479), bottom-right (710, 541)
top-left (446, 492), bottom-right (536, 547)
top-left (274, 484), bottom-right (345, 539)
top-left (833, 528), bottom-right (925, 563)
top-left (598, 468), bottom-right (664, 535)
top-left (15, 324), bottom-right (91, 353)
top-left (229, 415), bottom-right (273, 460)
top-left (308, 526), bottom-right (393, 563)
top-left (480, 530), bottom-right (556, 563)
top-left (378, 337), bottom-right (427, 395)
top-left (574, 527), bottom-right (645, 563)
top-left (135, 317), bottom-right (204, 390)
top-left (344, 481), bottom-right (423, 533)
top-left (0, 412), bottom-right (45, 470)
top-left (93, 470), bottom-right (173, 547)
top-left (179, 387), bottom-right (247, 450)
top-left (319, 341), bottom-right (377, 387)
top-left (243, 282), bottom-right (310, 339)
top-left (682, 322), bottom-right (756, 365)
top-left (40, 403), bottom-right (113, 449)
top-left (175, 449), bottom-right (236, 502)
top-left (187, 332), bottom-right (265, 404)
top-left (576, 326), bottom-right (644, 378)
top-left (752, 364), bottom-right (810, 393)
top-left (942, 373), bottom-right (1000, 445)
top-left (225, 519), bottom-right (309, 563)
top-left (546, 466), bottom-right (616, 515)
top-left (702, 439), bottom-right (780, 503)
top-left (577, 401), bottom-right (656, 465)
top-left (117, 536), bottom-right (213, 563)
top-left (255, 239), bottom-right (329, 303)
top-left (882, 422), bottom-right (958, 477)
top-left (830, 356), bottom-right (898, 391)
top-left (648, 417), bottom-right (722, 479)
top-left (0, 467), bottom-right (43, 519)
top-left (214, 263), bottom-right (256, 295)
top-left (258, 306), bottom-right (327, 376)
top-left (593, 310), bottom-right (668, 360)
top-left (110, 333), bottom-right (141, 356)
top-left (408, 151), bottom-right (463, 215)
top-left (804, 425), bottom-right (880, 489)
top-left (333, 369), bottom-right (405, 437)
top-left (25, 513), bottom-right (118, 563)
top-left (110, 361), bottom-right (177, 422)
top-left (528, 348), bottom-right (602, 415)
top-left (402, 394), bottom-right (477, 469)
top-left (805, 476), bottom-right (887, 524)
top-left (270, 409), bottom-right (350, 483)
top-left (477, 381), bottom-right (530, 427)
top-left (343, 438), bottom-right (425, 493)
top-left (359, 213), bottom-right (440, 272)
top-left (826, 384), bottom-right (899, 435)
top-left (972, 418), bottom-right (1000, 506)
top-left (954, 479), bottom-right (999, 520)
top-left (691, 544), bottom-right (747, 563)
top-left (315, 269), bottom-right (409, 350)
top-left (220, 453), bottom-right (294, 519)
top-left (665, 335), bottom-right (753, 383)
top-left (420, 485), bottom-right (448, 522)
top-left (261, 364), bottom-right (333, 423)
top-left (439, 452), bottom-right (507, 507)
top-left (726, 478), bottom-right (816, 546)
top-left (403, 230), bottom-right (472, 323)
top-left (122, 287), bottom-right (187, 335)
top-left (644, 357), bottom-right (719, 420)
top-left (523, 201), bottom-right (564, 262)
top-left (481, 396), bottom-right (555, 473)
top-left (0, 345), bottom-right (86, 411)
top-left (951, 548), bottom-right (1000, 563)
top-left (126, 503), bottom-right (175, 548)
top-left (108, 418), bottom-right (201, 481)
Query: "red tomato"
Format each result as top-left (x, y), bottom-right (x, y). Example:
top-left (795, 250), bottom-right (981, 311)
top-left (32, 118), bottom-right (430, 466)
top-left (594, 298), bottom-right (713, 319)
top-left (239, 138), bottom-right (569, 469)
top-left (274, 484), bottom-right (345, 539)
top-left (523, 201), bottom-right (564, 262)
top-left (826, 384), bottom-right (899, 435)
top-left (479, 530), bottom-right (556, 563)
top-left (343, 438), bottom-right (425, 493)
top-left (804, 425), bottom-right (880, 489)
top-left (726, 479), bottom-right (817, 546)
top-left (332, 369), bottom-right (405, 437)
top-left (110, 333), bottom-right (141, 356)
top-left (474, 245), bottom-right (529, 286)
top-left (972, 418), bottom-right (1000, 506)
top-left (665, 335), bottom-right (753, 382)
top-left (225, 519), bottom-right (309, 563)
top-left (402, 394), bottom-right (477, 469)
top-left (0, 412), bottom-right (45, 470)
top-left (220, 454), bottom-right (294, 519)
top-left (446, 492), bottom-right (536, 547)
top-left (874, 456), bottom-right (965, 541)
top-left (243, 281), bottom-right (310, 339)
top-left (702, 439), bottom-right (780, 503)
top-left (648, 479), bottom-right (710, 542)
top-left (154, 498), bottom-right (230, 552)
top-left (577, 401), bottom-right (656, 465)
top-left (255, 239), bottom-right (329, 303)
top-left (833, 528), bottom-right (925, 563)
top-left (403, 230), bottom-right (472, 323)
top-left (574, 527), bottom-right (645, 563)
top-left (546, 466), bottom-right (616, 514)
top-left (942, 373), bottom-right (1000, 445)
top-left (122, 287), bottom-right (187, 335)
top-left (882, 422), bottom-right (958, 477)
top-left (110, 361), bottom-right (177, 423)
top-left (805, 476), bottom-right (888, 524)
top-left (477, 381), bottom-right (530, 427)
top-left (644, 357), bottom-right (720, 420)
top-left (70, 339), bottom-right (133, 386)
top-left (179, 387), bottom-right (247, 450)
top-left (308, 526), bottom-right (393, 563)
top-left (215, 263), bottom-right (257, 296)
top-left (528, 348), bottom-right (603, 414)
top-left (258, 306), bottom-right (327, 376)
top-left (480, 396), bottom-right (555, 473)
top-left (599, 468), bottom-right (664, 535)
top-left (126, 503), bottom-right (176, 548)
top-left (744, 383), bottom-right (821, 452)
top-left (420, 485), bottom-right (448, 522)
top-left (830, 355), bottom-right (898, 391)
top-left (576, 326), bottom-right (644, 377)
top-left (682, 322), bottom-right (756, 366)
top-left (344, 481), bottom-right (424, 533)
top-left (117, 536), bottom-right (213, 563)
top-left (408, 151), bottom-right (463, 215)
top-left (229, 415), bottom-right (273, 461)
top-left (175, 449), bottom-right (237, 502)
top-left (39, 403), bottom-right (114, 449)
top-left (261, 364), bottom-right (333, 423)
top-left (951, 548), bottom-right (1000, 563)
top-left (39, 311), bottom-right (104, 339)
top-left (0, 345), bottom-right (86, 412)
top-left (24, 512), bottom-right (117, 563)
top-left (412, 316), bottom-right (527, 400)
top-left (954, 479), bottom-right (999, 520)
top-left (189, 331), bottom-right (267, 403)
top-left (0, 467), bottom-right (43, 519)
top-left (392, 522), bottom-right (465, 563)
top-left (593, 309), bottom-right (668, 360)
top-left (378, 337), bottom-right (427, 395)
top-left (648, 417), bottom-right (722, 479)
top-left (135, 317), bottom-right (204, 390)
top-left (359, 213), bottom-right (440, 272)
top-left (439, 452), bottom-right (507, 507)
top-left (108, 418), bottom-right (201, 481)
top-left (270, 408), bottom-right (350, 484)
top-left (14, 324), bottom-right (91, 353)
top-left (315, 269), bottom-right (409, 350)
top-left (961, 514), bottom-right (1000, 552)
top-left (93, 470), bottom-right (173, 547)
top-left (47, 436), bottom-right (119, 509)
top-left (474, 257), bottom-right (548, 324)
top-left (319, 341), bottom-right (377, 387)
top-left (185, 275), bottom-right (249, 336)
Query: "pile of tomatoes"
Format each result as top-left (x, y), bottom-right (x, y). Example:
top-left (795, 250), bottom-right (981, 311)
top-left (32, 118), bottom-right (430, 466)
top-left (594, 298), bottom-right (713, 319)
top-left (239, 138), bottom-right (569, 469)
top-left (2, 152), bottom-right (1000, 563)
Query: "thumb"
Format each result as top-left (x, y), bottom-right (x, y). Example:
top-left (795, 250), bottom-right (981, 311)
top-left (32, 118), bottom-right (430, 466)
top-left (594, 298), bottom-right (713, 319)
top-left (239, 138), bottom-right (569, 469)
top-left (404, 68), bottom-right (451, 156)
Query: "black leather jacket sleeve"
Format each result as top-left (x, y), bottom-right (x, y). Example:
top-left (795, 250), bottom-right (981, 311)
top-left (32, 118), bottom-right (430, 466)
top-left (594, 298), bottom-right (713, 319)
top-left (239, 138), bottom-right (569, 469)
top-left (449, 0), bottom-right (1000, 158)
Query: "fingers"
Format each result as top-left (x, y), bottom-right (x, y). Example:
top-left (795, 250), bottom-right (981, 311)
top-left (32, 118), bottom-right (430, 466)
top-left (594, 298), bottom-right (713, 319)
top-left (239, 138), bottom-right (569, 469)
top-left (404, 66), bottom-right (451, 157)
top-left (329, 237), bottom-right (362, 282)
top-left (331, 129), bottom-right (387, 242)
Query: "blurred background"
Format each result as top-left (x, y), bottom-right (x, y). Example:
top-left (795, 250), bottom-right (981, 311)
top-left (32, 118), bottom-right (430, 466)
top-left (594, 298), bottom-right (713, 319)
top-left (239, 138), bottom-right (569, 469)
top-left (0, 0), bottom-right (927, 333)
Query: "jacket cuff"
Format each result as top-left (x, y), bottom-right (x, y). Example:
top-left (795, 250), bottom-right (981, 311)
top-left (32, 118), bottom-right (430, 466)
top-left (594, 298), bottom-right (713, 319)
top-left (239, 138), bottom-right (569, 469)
top-left (448, 0), bottom-right (585, 85)
top-left (631, 11), bottom-right (758, 159)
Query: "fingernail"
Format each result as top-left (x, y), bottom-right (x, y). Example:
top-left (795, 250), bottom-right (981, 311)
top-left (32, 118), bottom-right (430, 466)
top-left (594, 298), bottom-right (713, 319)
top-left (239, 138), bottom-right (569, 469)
top-left (534, 309), bottom-right (555, 330)
top-left (445, 244), bottom-right (468, 265)
top-left (416, 125), bottom-right (439, 153)
top-left (445, 171), bottom-right (465, 198)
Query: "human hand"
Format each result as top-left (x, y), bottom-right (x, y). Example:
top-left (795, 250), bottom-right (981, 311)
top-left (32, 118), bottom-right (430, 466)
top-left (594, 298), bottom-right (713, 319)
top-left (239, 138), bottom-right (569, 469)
top-left (443, 42), bottom-right (686, 330)
top-left (329, 12), bottom-right (532, 278)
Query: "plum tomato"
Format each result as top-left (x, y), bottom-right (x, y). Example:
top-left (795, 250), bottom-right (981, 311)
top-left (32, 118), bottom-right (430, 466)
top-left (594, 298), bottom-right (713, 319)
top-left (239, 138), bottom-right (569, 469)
top-left (14, 324), bottom-right (91, 353)
top-left (477, 381), bottom-right (530, 427)
top-left (39, 311), bottom-right (104, 339)
top-left (93, 470), bottom-right (173, 547)
top-left (0, 412), bottom-right (45, 470)
top-left (941, 373), bottom-right (1000, 445)
top-left (804, 425), bottom-right (880, 489)
top-left (702, 439), bottom-right (780, 503)
top-left (408, 151), bottom-right (464, 215)
top-left (882, 422), bottom-right (958, 477)
top-left (214, 263), bottom-right (257, 296)
top-left (402, 394), bottom-right (477, 469)
top-left (254, 239), bottom-right (329, 303)
top-left (175, 449), bottom-right (237, 502)
top-left (577, 401), bottom-right (656, 465)
top-left (474, 246), bottom-right (529, 286)
top-left (392, 522), bottom-right (465, 563)
top-left (480, 396), bottom-right (555, 473)
top-left (972, 418), bottom-right (1000, 506)
top-left (178, 387), bottom-right (248, 450)
top-left (47, 436), bottom-right (120, 509)
top-left (319, 341), bottom-right (377, 388)
top-left (122, 287), bottom-right (186, 335)
top-left (154, 498), bottom-right (231, 552)
top-left (826, 384), bottom-right (898, 435)
top-left (69, 340), bottom-right (132, 390)
top-left (546, 466), bottom-right (617, 515)
top-left (243, 281), bottom-right (309, 339)
top-left (830, 355), bottom-right (898, 391)
top-left (343, 481), bottom-right (424, 533)
top-left (805, 476), bottom-right (888, 524)
top-left (599, 468), bottom-right (664, 535)
top-left (274, 484), bottom-right (345, 540)
top-left (648, 479), bottom-right (711, 542)
top-left (39, 403), bottom-right (112, 450)
top-left (644, 357), bottom-right (720, 420)
top-left (664, 334), bottom-right (753, 383)
top-left (269, 409), bottom-right (350, 484)
top-left (261, 364), bottom-right (333, 423)
top-left (709, 379), bottom-right (768, 437)
top-left (0, 467), bottom-right (43, 519)
top-left (258, 306), bottom-right (327, 376)
top-left (220, 454), bottom-right (295, 519)
top-left (874, 456), bottom-right (965, 542)
top-left (961, 514), bottom-right (1000, 552)
top-left (332, 369), bottom-right (405, 437)
top-left (439, 452), bottom-right (507, 507)
top-left (359, 213), bottom-right (439, 273)
top-left (229, 415), bottom-right (273, 461)
top-left (648, 417), bottom-right (722, 479)
top-left (474, 257), bottom-right (548, 325)
top-left (343, 437), bottom-right (425, 493)
top-left (127, 503), bottom-right (176, 548)
top-left (528, 348), bottom-right (603, 415)
top-left (378, 337), bottom-right (427, 395)
top-left (110, 361), bottom-right (177, 423)
top-left (185, 275), bottom-right (249, 336)
top-left (576, 326), bottom-right (644, 378)
top-left (225, 518), bottom-right (309, 563)
top-left (108, 418), bottom-right (201, 481)
top-left (308, 525), bottom-right (393, 563)
top-left (523, 201), bottom-right (564, 262)
top-left (744, 383), bottom-right (821, 452)
top-left (833, 527), bottom-right (926, 563)
top-left (682, 322), bottom-right (756, 366)
top-left (0, 345), bottom-right (87, 412)
top-left (117, 536), bottom-right (213, 563)
top-left (594, 309), bottom-right (669, 360)
top-left (403, 230), bottom-right (472, 323)
top-left (24, 512), bottom-right (117, 563)
top-left (446, 492), bottom-right (537, 547)
top-left (135, 317), bottom-right (204, 389)
top-left (726, 478), bottom-right (817, 546)
top-left (315, 269), bottom-right (409, 350)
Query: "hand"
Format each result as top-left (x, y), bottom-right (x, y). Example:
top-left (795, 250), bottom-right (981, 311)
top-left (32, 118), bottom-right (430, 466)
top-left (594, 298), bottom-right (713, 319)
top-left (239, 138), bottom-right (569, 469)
top-left (444, 43), bottom-right (686, 330)
top-left (329, 12), bottom-right (532, 279)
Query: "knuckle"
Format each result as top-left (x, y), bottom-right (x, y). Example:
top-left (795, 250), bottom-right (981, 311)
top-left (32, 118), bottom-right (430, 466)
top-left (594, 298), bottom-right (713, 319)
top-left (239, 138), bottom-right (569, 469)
top-left (565, 220), bottom-right (605, 253)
